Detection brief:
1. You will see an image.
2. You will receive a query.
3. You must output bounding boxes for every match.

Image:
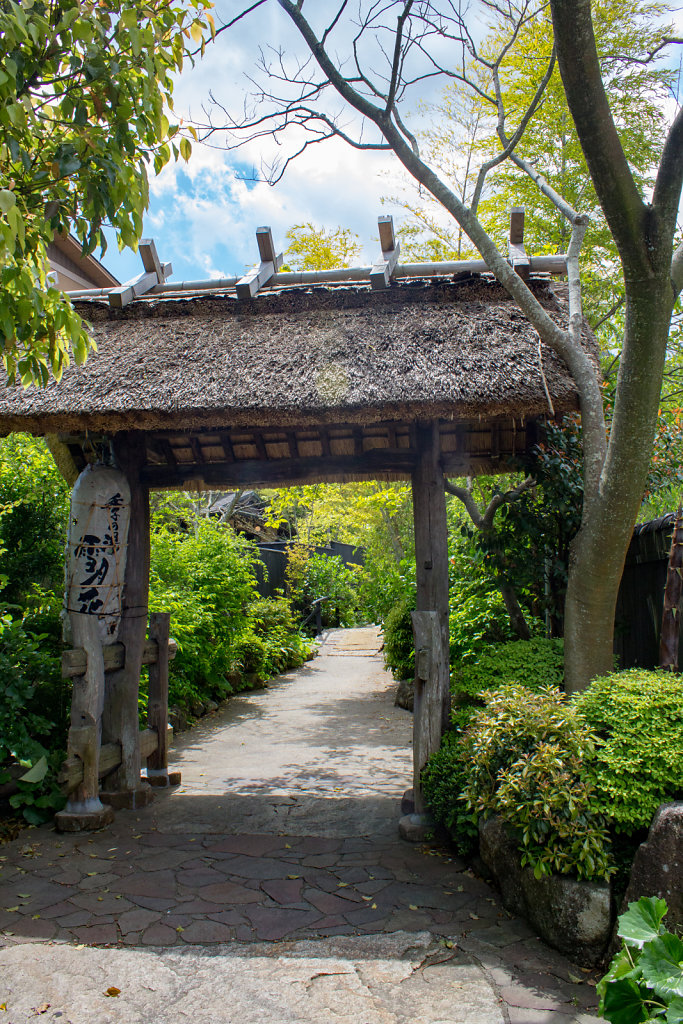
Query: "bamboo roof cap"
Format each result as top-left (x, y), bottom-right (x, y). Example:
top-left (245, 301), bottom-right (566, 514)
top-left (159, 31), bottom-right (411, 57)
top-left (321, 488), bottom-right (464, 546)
top-left (0, 276), bottom-right (595, 437)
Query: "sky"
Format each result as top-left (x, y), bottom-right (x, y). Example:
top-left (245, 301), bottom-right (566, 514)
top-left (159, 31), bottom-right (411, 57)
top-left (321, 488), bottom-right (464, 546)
top-left (101, 1), bottom-right (411, 284)
top-left (99, 1), bottom-right (683, 288)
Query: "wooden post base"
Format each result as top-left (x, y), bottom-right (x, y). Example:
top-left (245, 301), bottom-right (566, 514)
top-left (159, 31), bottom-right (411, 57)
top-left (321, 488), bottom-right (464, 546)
top-left (145, 770), bottom-right (182, 788)
top-left (55, 800), bottom-right (115, 833)
top-left (401, 788), bottom-right (415, 815)
top-left (100, 784), bottom-right (154, 810)
top-left (398, 812), bottom-right (434, 843)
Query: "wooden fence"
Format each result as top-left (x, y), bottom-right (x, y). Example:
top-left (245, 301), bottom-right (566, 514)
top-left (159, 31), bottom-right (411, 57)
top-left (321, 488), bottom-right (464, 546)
top-left (615, 514), bottom-right (680, 669)
top-left (58, 613), bottom-right (179, 796)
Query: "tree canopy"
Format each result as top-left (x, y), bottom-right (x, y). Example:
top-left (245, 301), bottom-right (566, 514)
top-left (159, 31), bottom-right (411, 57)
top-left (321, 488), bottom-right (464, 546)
top-left (0, 0), bottom-right (212, 385)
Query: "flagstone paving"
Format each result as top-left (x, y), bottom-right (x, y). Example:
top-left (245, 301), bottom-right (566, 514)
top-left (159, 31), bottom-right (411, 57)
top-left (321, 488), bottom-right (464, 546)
top-left (0, 628), bottom-right (602, 1022)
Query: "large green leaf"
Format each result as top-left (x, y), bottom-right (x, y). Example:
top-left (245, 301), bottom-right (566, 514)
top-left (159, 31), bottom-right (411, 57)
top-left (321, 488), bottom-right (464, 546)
top-left (619, 898), bottom-right (669, 949)
top-left (665, 996), bottom-right (683, 1024)
top-left (601, 978), bottom-right (651, 1024)
top-left (640, 934), bottom-right (683, 1002)
top-left (598, 949), bottom-right (642, 1001)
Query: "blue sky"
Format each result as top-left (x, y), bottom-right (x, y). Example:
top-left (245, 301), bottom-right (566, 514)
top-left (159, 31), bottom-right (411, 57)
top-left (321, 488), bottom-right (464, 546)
top-left (99, 1), bottom-right (683, 288)
top-left (100, 2), bottom-right (407, 285)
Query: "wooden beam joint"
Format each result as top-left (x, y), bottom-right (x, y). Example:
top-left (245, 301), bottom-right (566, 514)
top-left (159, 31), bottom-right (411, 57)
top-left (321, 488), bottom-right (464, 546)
top-left (370, 215), bottom-right (400, 290)
top-left (236, 226), bottom-right (284, 299)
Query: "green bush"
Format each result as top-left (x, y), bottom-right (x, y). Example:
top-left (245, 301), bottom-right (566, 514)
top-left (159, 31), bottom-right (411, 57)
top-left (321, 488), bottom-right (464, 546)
top-left (304, 551), bottom-right (360, 629)
top-left (452, 637), bottom-right (564, 703)
top-left (448, 581), bottom-right (514, 665)
top-left (0, 613), bottom-right (65, 823)
top-left (383, 595), bottom-right (415, 680)
top-left (461, 685), bottom-right (613, 881)
top-left (246, 596), bottom-right (312, 675)
top-left (574, 669), bottom-right (683, 834)
top-left (0, 435), bottom-right (69, 605)
top-left (420, 712), bottom-right (478, 854)
top-left (149, 521), bottom-right (259, 710)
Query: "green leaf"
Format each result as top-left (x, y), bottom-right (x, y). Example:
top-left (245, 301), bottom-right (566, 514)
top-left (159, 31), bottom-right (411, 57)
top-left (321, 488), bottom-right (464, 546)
top-left (601, 978), bottom-right (650, 1024)
top-left (0, 190), bottom-right (16, 213)
top-left (665, 995), bottom-right (683, 1023)
top-left (598, 949), bottom-right (641, 1001)
top-left (618, 898), bottom-right (669, 949)
top-left (179, 136), bottom-right (191, 161)
top-left (18, 755), bottom-right (48, 784)
top-left (640, 934), bottom-right (683, 1001)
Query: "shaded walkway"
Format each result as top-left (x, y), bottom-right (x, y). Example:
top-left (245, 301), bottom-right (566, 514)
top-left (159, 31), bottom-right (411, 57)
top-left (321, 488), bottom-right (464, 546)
top-left (0, 628), bottom-right (600, 1023)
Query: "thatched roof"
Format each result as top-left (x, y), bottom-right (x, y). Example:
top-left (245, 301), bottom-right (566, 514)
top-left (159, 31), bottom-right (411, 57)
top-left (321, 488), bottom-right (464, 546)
top-left (0, 276), bottom-right (593, 437)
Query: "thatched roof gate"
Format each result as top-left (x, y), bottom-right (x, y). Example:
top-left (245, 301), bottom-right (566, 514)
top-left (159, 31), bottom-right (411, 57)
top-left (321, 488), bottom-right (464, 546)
top-left (0, 226), bottom-right (591, 836)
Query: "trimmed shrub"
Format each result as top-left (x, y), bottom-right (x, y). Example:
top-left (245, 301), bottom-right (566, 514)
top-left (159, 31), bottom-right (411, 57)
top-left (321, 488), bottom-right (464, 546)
top-left (420, 708), bottom-right (477, 854)
top-left (461, 685), bottom-right (613, 881)
top-left (452, 637), bottom-right (564, 703)
top-left (574, 669), bottom-right (683, 834)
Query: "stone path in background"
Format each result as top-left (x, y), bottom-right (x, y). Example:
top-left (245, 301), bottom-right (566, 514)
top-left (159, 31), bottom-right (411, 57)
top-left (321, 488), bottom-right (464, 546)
top-left (0, 628), bottom-right (601, 1023)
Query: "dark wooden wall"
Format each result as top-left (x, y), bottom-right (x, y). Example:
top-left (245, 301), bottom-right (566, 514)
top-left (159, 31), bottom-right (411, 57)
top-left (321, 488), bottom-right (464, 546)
top-left (253, 542), bottom-right (365, 600)
top-left (614, 515), bottom-right (679, 669)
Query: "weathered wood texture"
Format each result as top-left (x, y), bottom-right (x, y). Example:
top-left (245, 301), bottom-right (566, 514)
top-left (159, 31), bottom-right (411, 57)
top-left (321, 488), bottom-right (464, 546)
top-left (59, 727), bottom-right (162, 794)
top-left (147, 612), bottom-right (171, 772)
top-left (61, 637), bottom-right (178, 678)
top-left (614, 514), bottom-right (683, 669)
top-left (410, 423), bottom-right (450, 814)
top-left (64, 613), bottom-right (106, 806)
top-left (60, 419), bottom-right (535, 491)
top-left (101, 432), bottom-right (150, 795)
top-left (411, 611), bottom-right (448, 815)
top-left (659, 507), bottom-right (683, 670)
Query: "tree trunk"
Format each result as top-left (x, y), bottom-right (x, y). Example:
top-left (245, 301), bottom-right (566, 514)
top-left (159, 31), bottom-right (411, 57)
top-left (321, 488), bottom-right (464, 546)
top-left (563, 284), bottom-right (672, 692)
top-left (499, 579), bottom-right (532, 640)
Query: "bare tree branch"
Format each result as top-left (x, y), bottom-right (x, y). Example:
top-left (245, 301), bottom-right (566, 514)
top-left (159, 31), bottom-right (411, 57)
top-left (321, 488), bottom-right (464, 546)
top-left (444, 475), bottom-right (536, 531)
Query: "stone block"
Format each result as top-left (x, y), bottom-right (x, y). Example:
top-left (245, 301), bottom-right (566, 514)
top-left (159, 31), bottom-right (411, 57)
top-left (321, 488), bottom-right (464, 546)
top-left (479, 815), bottom-right (612, 966)
top-left (623, 802), bottom-right (683, 930)
top-left (394, 678), bottom-right (414, 711)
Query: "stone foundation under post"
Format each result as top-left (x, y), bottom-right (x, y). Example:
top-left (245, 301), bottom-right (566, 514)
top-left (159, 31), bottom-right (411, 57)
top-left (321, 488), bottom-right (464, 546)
top-left (399, 420), bottom-right (450, 842)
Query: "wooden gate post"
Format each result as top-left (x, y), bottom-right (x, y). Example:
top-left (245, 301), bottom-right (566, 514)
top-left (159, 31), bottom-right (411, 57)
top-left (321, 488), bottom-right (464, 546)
top-left (100, 432), bottom-right (154, 809)
top-left (399, 421), bottom-right (450, 841)
top-left (55, 614), bottom-right (114, 831)
top-left (145, 611), bottom-right (181, 787)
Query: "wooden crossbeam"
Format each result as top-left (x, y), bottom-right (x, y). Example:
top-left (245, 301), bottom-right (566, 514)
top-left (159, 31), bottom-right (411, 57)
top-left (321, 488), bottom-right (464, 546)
top-left (142, 450), bottom-right (419, 490)
top-left (62, 637), bottom-right (178, 679)
top-left (370, 215), bottom-right (400, 290)
top-left (58, 726), bottom-right (168, 794)
top-left (109, 239), bottom-right (172, 307)
top-left (189, 437), bottom-right (206, 464)
top-left (236, 226), bottom-right (284, 299)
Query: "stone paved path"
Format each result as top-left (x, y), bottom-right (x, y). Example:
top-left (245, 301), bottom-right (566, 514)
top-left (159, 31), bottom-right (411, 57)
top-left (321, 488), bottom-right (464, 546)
top-left (0, 628), bottom-right (602, 1023)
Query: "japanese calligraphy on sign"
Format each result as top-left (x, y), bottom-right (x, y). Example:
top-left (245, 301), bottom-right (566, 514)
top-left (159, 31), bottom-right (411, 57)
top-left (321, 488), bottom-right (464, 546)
top-left (65, 464), bottom-right (131, 642)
